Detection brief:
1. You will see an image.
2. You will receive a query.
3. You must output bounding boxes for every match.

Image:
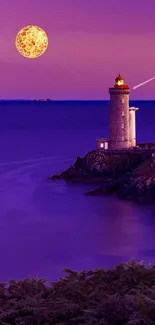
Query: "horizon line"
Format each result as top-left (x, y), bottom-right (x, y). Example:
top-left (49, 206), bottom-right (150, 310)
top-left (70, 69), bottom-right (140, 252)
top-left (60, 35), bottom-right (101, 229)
top-left (0, 99), bottom-right (154, 102)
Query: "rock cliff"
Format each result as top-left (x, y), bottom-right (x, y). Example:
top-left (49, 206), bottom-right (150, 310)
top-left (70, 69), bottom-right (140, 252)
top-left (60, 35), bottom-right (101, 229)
top-left (116, 157), bottom-right (155, 203)
top-left (50, 143), bottom-right (155, 204)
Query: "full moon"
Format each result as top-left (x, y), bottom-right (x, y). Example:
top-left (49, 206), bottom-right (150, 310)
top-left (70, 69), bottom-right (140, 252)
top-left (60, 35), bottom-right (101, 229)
top-left (15, 25), bottom-right (48, 59)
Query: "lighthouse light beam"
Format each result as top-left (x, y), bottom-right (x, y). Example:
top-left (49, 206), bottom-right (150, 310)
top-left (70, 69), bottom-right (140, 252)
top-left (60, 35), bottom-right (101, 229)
top-left (133, 77), bottom-right (155, 90)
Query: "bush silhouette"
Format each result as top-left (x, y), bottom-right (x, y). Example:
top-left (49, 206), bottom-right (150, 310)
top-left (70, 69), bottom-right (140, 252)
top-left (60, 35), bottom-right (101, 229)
top-left (0, 259), bottom-right (155, 324)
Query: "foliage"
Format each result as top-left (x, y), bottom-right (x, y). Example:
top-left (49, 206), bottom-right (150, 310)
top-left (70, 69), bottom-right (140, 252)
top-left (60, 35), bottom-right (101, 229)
top-left (1, 259), bottom-right (155, 324)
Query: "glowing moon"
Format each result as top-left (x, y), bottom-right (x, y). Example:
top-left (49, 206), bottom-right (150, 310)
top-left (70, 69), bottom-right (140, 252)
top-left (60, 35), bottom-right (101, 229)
top-left (15, 25), bottom-right (48, 59)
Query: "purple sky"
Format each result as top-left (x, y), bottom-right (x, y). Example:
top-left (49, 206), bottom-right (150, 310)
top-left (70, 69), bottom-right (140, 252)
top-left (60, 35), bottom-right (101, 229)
top-left (1, 0), bottom-right (155, 99)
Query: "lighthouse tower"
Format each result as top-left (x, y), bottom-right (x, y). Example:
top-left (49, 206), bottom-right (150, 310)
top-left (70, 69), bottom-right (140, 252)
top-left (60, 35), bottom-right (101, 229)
top-left (109, 74), bottom-right (130, 150)
top-left (96, 74), bottom-right (139, 151)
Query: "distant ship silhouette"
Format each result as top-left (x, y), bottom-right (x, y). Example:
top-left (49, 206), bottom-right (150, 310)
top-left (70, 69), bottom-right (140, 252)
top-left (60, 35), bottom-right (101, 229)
top-left (34, 98), bottom-right (52, 102)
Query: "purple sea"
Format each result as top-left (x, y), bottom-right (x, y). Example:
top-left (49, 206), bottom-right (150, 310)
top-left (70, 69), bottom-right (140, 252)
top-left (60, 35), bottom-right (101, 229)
top-left (0, 100), bottom-right (155, 282)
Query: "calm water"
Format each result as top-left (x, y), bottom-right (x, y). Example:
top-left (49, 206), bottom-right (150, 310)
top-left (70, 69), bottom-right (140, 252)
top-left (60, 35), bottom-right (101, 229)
top-left (0, 100), bottom-right (155, 282)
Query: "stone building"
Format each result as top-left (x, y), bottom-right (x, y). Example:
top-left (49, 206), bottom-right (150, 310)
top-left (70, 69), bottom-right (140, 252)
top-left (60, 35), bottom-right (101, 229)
top-left (96, 74), bottom-right (139, 150)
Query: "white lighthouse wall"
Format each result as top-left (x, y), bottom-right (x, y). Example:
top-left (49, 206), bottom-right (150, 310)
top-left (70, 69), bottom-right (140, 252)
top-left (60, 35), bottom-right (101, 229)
top-left (129, 109), bottom-right (136, 147)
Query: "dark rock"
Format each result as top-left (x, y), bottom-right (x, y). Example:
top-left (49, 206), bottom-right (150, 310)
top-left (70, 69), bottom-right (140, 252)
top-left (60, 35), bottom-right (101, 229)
top-left (138, 142), bottom-right (155, 150)
top-left (49, 174), bottom-right (62, 180)
top-left (49, 145), bottom-right (155, 204)
top-left (85, 178), bottom-right (123, 196)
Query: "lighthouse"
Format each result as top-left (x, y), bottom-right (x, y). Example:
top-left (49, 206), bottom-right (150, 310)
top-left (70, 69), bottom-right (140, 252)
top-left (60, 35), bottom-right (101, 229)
top-left (109, 74), bottom-right (130, 150)
top-left (96, 74), bottom-right (139, 151)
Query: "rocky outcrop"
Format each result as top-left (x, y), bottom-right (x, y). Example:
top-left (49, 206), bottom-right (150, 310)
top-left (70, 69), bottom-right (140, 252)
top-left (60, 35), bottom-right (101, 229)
top-left (49, 143), bottom-right (155, 204)
top-left (138, 142), bottom-right (155, 150)
top-left (85, 156), bottom-right (155, 204)
top-left (50, 150), bottom-right (150, 180)
top-left (116, 157), bottom-right (155, 204)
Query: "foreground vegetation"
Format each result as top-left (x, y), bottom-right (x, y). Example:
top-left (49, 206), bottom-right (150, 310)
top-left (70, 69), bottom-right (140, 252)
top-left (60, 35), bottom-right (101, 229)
top-left (1, 259), bottom-right (155, 324)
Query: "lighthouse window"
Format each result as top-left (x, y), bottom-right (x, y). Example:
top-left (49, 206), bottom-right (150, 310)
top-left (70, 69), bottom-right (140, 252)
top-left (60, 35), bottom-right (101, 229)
top-left (121, 99), bottom-right (125, 103)
top-left (122, 111), bottom-right (124, 116)
top-left (122, 123), bottom-right (124, 129)
top-left (122, 136), bottom-right (125, 141)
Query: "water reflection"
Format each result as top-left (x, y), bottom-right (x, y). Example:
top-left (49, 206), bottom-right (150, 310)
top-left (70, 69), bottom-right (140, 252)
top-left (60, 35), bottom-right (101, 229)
top-left (0, 159), bottom-right (155, 281)
top-left (33, 173), bottom-right (155, 270)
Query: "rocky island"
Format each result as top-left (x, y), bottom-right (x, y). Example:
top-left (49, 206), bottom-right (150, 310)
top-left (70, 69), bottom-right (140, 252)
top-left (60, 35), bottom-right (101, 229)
top-left (49, 75), bottom-right (155, 204)
top-left (50, 143), bottom-right (155, 205)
